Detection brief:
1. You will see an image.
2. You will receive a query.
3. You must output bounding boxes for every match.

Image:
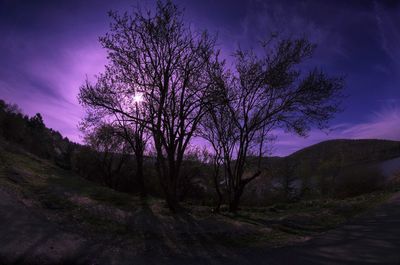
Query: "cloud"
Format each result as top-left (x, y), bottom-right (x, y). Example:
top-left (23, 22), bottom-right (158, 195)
top-left (0, 42), bottom-right (107, 143)
top-left (374, 1), bottom-right (400, 70)
top-left (235, 0), bottom-right (349, 61)
top-left (1, 0), bottom-right (400, 153)
top-left (274, 106), bottom-right (400, 156)
top-left (341, 106), bottom-right (400, 140)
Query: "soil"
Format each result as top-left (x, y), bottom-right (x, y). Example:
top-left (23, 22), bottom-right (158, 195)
top-left (0, 187), bottom-right (399, 265)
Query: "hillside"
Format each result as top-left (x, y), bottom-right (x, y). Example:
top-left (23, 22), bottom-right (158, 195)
top-left (244, 139), bottom-right (400, 204)
top-left (0, 137), bottom-right (397, 264)
top-left (0, 99), bottom-right (77, 169)
top-left (286, 139), bottom-right (400, 168)
top-left (0, 138), bottom-right (259, 263)
top-left (3, 99), bottom-right (400, 203)
top-left (256, 139), bottom-right (400, 168)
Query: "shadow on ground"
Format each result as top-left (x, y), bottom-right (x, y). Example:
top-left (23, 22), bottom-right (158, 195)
top-left (1, 185), bottom-right (400, 265)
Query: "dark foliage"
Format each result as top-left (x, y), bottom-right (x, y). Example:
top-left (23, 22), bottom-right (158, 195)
top-left (201, 38), bottom-right (344, 212)
top-left (79, 0), bottom-right (218, 212)
top-left (0, 99), bottom-right (76, 168)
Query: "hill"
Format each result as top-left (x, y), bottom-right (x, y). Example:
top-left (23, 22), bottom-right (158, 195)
top-left (0, 137), bottom-right (397, 264)
top-left (0, 99), bottom-right (77, 169)
top-left (285, 139), bottom-right (400, 168)
top-left (256, 139), bottom-right (400, 169)
top-left (2, 98), bottom-right (400, 204)
top-left (244, 139), bottom-right (400, 204)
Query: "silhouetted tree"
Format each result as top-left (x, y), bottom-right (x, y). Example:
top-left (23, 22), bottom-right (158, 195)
top-left (202, 38), bottom-right (344, 212)
top-left (79, 1), bottom-right (217, 212)
top-left (79, 69), bottom-right (150, 197)
top-left (274, 160), bottom-right (298, 201)
top-left (29, 113), bottom-right (45, 129)
top-left (1, 103), bottom-right (26, 143)
top-left (0, 100), bottom-right (76, 167)
top-left (114, 121), bottom-right (149, 198)
top-left (177, 146), bottom-right (207, 202)
top-left (84, 124), bottom-right (131, 189)
top-left (201, 147), bottom-right (224, 212)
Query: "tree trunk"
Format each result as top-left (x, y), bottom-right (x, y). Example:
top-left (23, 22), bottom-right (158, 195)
top-left (214, 192), bottom-right (222, 213)
top-left (228, 185), bottom-right (244, 213)
top-left (213, 171), bottom-right (222, 213)
top-left (158, 161), bottom-right (182, 213)
top-left (165, 183), bottom-right (181, 213)
top-left (228, 194), bottom-right (241, 213)
top-left (153, 141), bottom-right (183, 213)
top-left (136, 155), bottom-right (147, 198)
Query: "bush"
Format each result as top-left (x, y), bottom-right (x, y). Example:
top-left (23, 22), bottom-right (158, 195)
top-left (334, 165), bottom-right (385, 198)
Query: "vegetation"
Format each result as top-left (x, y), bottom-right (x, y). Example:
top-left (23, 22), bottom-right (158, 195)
top-left (0, 96), bottom-right (399, 260)
top-left (1, 1), bottom-right (400, 263)
top-left (1, 98), bottom-right (399, 208)
top-left (201, 37), bottom-right (343, 212)
top-left (77, 0), bottom-right (344, 213)
top-left (79, 1), bottom-right (218, 212)
top-left (0, 138), bottom-right (396, 252)
top-left (253, 139), bottom-right (400, 202)
top-left (0, 99), bottom-right (76, 168)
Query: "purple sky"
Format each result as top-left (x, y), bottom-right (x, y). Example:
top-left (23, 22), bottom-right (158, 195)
top-left (1, 0), bottom-right (400, 156)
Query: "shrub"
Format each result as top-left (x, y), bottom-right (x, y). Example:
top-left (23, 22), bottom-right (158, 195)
top-left (334, 165), bottom-right (385, 198)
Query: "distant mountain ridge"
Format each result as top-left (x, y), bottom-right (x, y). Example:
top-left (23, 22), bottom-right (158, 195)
top-left (243, 139), bottom-right (400, 204)
top-left (284, 139), bottom-right (400, 168)
top-left (257, 139), bottom-right (400, 172)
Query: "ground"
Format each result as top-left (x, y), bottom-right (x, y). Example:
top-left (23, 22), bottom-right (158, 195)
top-left (248, 193), bottom-right (400, 265)
top-left (0, 141), bottom-right (399, 264)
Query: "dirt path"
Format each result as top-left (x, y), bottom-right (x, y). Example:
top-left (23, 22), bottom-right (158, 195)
top-left (0, 188), bottom-right (148, 265)
top-left (0, 188), bottom-right (246, 265)
top-left (1, 188), bottom-right (399, 265)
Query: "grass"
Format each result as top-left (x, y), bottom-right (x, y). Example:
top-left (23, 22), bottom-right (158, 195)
top-left (0, 140), bottom-right (397, 249)
top-left (0, 143), bottom-right (142, 236)
top-left (217, 190), bottom-right (392, 247)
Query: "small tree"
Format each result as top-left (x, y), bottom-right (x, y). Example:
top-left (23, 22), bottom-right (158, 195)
top-left (274, 160), bottom-right (298, 201)
top-left (83, 124), bottom-right (131, 189)
top-left (202, 38), bottom-right (344, 212)
top-left (79, 64), bottom-right (150, 197)
top-left (201, 144), bottom-right (224, 212)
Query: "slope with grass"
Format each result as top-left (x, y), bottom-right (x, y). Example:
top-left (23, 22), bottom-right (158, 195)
top-left (0, 138), bottom-right (398, 264)
top-left (244, 139), bottom-right (400, 203)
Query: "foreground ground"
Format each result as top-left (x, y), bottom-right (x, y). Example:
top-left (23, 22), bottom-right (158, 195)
top-left (0, 141), bottom-right (399, 264)
top-left (249, 193), bottom-right (400, 265)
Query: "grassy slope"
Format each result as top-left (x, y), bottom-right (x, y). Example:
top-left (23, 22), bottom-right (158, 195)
top-left (0, 139), bottom-right (397, 252)
top-left (248, 139), bottom-right (400, 199)
top-left (0, 140), bottom-right (140, 236)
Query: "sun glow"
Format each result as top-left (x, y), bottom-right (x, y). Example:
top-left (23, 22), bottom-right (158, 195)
top-left (133, 92), bottom-right (144, 104)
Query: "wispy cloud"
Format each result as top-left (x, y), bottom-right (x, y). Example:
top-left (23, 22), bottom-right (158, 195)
top-left (0, 43), bottom-right (106, 142)
top-left (235, 0), bottom-right (348, 62)
top-left (1, 0), bottom-right (400, 150)
top-left (374, 1), bottom-right (400, 70)
top-left (341, 106), bottom-right (400, 140)
top-left (274, 106), bottom-right (400, 156)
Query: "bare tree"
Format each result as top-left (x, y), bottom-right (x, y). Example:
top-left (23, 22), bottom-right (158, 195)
top-left (202, 144), bottom-right (224, 212)
top-left (79, 66), bottom-right (149, 197)
top-left (83, 124), bottom-right (131, 189)
top-left (274, 160), bottom-right (298, 201)
top-left (202, 38), bottom-right (344, 212)
top-left (79, 1), bottom-right (217, 212)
